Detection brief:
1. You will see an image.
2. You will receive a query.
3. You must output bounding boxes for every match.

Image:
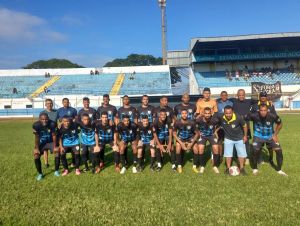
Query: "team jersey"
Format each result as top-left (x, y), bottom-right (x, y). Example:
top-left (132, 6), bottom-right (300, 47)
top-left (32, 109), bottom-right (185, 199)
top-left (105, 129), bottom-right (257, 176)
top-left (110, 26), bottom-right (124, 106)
top-left (246, 112), bottom-right (281, 140)
top-left (79, 122), bottom-right (96, 146)
top-left (196, 116), bottom-right (219, 137)
top-left (40, 109), bottom-right (58, 123)
top-left (57, 107), bottom-right (77, 120)
top-left (154, 106), bottom-right (174, 123)
top-left (117, 106), bottom-right (138, 123)
top-left (58, 122), bottom-right (80, 147)
top-left (96, 104), bottom-right (117, 121)
top-left (174, 103), bottom-right (196, 120)
top-left (116, 122), bottom-right (138, 142)
top-left (137, 105), bottom-right (155, 123)
top-left (217, 99), bottom-right (233, 114)
top-left (138, 123), bottom-right (154, 144)
top-left (153, 119), bottom-right (171, 141)
top-left (32, 121), bottom-right (57, 145)
top-left (95, 120), bottom-right (115, 143)
top-left (77, 108), bottom-right (97, 122)
top-left (173, 119), bottom-right (197, 141)
top-left (218, 113), bottom-right (247, 141)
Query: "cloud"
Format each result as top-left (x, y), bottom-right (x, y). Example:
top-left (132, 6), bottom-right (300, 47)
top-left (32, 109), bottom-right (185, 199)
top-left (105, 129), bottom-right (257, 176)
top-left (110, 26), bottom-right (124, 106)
top-left (61, 15), bottom-right (83, 26)
top-left (0, 7), bottom-right (67, 42)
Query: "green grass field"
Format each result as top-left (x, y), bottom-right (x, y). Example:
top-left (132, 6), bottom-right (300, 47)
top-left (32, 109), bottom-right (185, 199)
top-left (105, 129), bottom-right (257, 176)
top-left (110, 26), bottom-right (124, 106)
top-left (1, 115), bottom-right (300, 225)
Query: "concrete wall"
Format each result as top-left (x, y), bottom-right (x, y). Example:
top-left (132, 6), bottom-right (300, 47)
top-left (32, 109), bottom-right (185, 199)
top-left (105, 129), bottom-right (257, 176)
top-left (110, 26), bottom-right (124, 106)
top-left (103, 65), bottom-right (169, 74)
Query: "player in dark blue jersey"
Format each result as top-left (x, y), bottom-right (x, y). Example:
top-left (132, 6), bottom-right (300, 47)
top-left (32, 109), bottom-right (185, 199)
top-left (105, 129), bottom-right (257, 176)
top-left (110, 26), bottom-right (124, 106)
top-left (58, 116), bottom-right (81, 176)
top-left (96, 94), bottom-right (118, 125)
top-left (137, 95), bottom-right (155, 123)
top-left (153, 109), bottom-right (175, 171)
top-left (116, 115), bottom-right (138, 174)
top-left (196, 107), bottom-right (221, 174)
top-left (32, 113), bottom-right (59, 180)
top-left (173, 109), bottom-right (198, 173)
top-left (136, 115), bottom-right (156, 172)
top-left (57, 98), bottom-right (77, 121)
top-left (94, 111), bottom-right (118, 173)
top-left (246, 104), bottom-right (287, 176)
top-left (79, 113), bottom-right (96, 172)
top-left (174, 93), bottom-right (196, 120)
top-left (77, 97), bottom-right (97, 122)
top-left (117, 95), bottom-right (138, 124)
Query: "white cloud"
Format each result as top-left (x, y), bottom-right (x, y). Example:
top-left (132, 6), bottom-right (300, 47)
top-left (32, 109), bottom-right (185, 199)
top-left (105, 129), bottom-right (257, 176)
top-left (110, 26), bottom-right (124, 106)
top-left (61, 15), bottom-right (83, 26)
top-left (0, 7), bottom-right (67, 42)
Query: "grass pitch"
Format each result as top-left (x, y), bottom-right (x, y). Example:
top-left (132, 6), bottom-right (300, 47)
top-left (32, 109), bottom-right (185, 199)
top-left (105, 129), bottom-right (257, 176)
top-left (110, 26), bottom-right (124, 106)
top-left (0, 115), bottom-right (300, 225)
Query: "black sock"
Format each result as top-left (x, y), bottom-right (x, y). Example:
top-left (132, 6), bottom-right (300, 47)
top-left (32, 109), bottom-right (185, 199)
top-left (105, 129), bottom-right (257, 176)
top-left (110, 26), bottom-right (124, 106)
top-left (120, 154), bottom-right (126, 166)
top-left (137, 157), bottom-right (142, 167)
top-left (133, 153), bottom-right (137, 165)
top-left (61, 154), bottom-right (68, 170)
top-left (156, 150), bottom-right (162, 164)
top-left (124, 148), bottom-right (128, 164)
top-left (100, 150), bottom-right (104, 163)
top-left (71, 152), bottom-right (75, 165)
top-left (193, 153), bottom-right (198, 166)
top-left (82, 151), bottom-right (88, 168)
top-left (252, 149), bottom-right (260, 169)
top-left (54, 156), bottom-right (60, 171)
top-left (199, 154), bottom-right (205, 167)
top-left (213, 154), bottom-right (220, 167)
top-left (75, 154), bottom-right (80, 169)
top-left (114, 152), bottom-right (120, 165)
top-left (93, 152), bottom-right (100, 169)
top-left (276, 150), bottom-right (283, 171)
top-left (34, 158), bottom-right (42, 174)
top-left (171, 151), bottom-right (176, 165)
top-left (151, 157), bottom-right (156, 167)
top-left (176, 153), bottom-right (182, 166)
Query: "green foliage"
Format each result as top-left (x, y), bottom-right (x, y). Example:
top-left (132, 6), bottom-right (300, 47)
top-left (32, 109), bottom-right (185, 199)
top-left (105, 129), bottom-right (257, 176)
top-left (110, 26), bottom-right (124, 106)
top-left (0, 115), bottom-right (300, 225)
top-left (104, 54), bottom-right (163, 67)
top-left (23, 58), bottom-right (84, 69)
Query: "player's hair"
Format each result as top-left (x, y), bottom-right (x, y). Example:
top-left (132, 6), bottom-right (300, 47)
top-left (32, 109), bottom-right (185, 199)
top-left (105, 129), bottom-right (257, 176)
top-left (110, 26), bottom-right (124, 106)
top-left (62, 97), bottom-right (69, 102)
top-left (160, 95), bottom-right (168, 100)
top-left (141, 114), bottom-right (149, 119)
top-left (83, 97), bottom-right (90, 102)
top-left (237, 89), bottom-right (245, 94)
top-left (181, 109), bottom-right (188, 113)
top-left (122, 115), bottom-right (130, 119)
top-left (62, 115), bottom-right (70, 120)
top-left (81, 113), bottom-right (90, 118)
top-left (142, 95), bottom-right (148, 99)
top-left (224, 105), bottom-right (233, 111)
top-left (221, 91), bottom-right (227, 95)
top-left (259, 104), bottom-right (268, 110)
top-left (101, 111), bottom-right (108, 116)
top-left (123, 95), bottom-right (129, 99)
top-left (204, 107), bottom-right (211, 112)
top-left (45, 98), bottom-right (53, 103)
top-left (159, 109), bottom-right (167, 113)
top-left (103, 94), bottom-right (110, 98)
top-left (39, 112), bottom-right (49, 118)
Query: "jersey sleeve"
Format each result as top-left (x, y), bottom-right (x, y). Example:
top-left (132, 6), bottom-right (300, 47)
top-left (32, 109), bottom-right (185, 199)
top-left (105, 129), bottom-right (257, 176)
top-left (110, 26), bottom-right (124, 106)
top-left (32, 122), bottom-right (40, 134)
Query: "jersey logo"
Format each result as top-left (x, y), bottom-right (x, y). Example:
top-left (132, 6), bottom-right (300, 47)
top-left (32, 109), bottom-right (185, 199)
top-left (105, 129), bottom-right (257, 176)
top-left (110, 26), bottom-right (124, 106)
top-left (108, 110), bottom-right (112, 115)
top-left (107, 129), bottom-right (111, 133)
top-left (266, 121), bottom-right (271, 125)
top-left (188, 109), bottom-right (193, 113)
top-left (187, 126), bottom-right (191, 130)
top-left (148, 110), bottom-right (151, 114)
top-left (129, 130), bottom-right (132, 134)
top-left (89, 114), bottom-right (92, 118)
top-left (48, 129), bottom-right (50, 133)
top-left (209, 125), bottom-right (213, 129)
top-left (253, 142), bottom-right (257, 146)
top-left (166, 124), bottom-right (168, 128)
top-left (166, 112), bottom-right (170, 116)
top-left (75, 146), bottom-right (80, 151)
top-left (72, 130), bottom-right (76, 133)
top-left (231, 124), bottom-right (235, 128)
top-left (68, 111), bottom-right (71, 115)
top-left (148, 130), bottom-right (152, 134)
top-left (129, 111), bottom-right (132, 115)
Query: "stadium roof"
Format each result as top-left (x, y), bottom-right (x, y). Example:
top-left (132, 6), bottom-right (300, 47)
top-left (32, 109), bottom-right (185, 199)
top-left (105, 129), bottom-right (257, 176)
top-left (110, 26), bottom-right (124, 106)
top-left (190, 32), bottom-right (300, 50)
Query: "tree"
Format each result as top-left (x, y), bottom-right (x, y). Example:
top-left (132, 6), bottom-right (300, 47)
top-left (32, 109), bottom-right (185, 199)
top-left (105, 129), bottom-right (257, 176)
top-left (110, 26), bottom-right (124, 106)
top-left (23, 58), bottom-right (84, 69)
top-left (104, 54), bottom-right (162, 67)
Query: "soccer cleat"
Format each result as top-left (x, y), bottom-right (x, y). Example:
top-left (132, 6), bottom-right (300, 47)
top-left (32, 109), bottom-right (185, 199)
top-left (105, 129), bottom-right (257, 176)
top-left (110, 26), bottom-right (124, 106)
top-left (192, 166), bottom-right (199, 173)
top-left (150, 165), bottom-right (156, 172)
top-left (253, 169), bottom-right (259, 175)
top-left (120, 167), bottom-right (127, 174)
top-left (177, 166), bottom-right (183, 174)
top-left (199, 167), bottom-right (205, 174)
top-left (62, 169), bottom-right (69, 176)
top-left (95, 167), bottom-right (101, 174)
top-left (240, 168), bottom-right (247, 176)
top-left (136, 165), bottom-right (142, 173)
top-left (91, 168), bottom-right (96, 174)
top-left (75, 169), bottom-right (81, 175)
top-left (36, 173), bottom-right (44, 181)
top-left (132, 166), bottom-right (137, 174)
top-left (54, 171), bottom-right (60, 177)
top-left (70, 163), bottom-right (75, 168)
top-left (83, 167), bottom-right (90, 173)
top-left (277, 170), bottom-right (288, 176)
top-left (172, 165), bottom-right (177, 173)
top-left (99, 162), bottom-right (105, 170)
top-left (156, 166), bottom-right (162, 172)
top-left (213, 166), bottom-right (220, 174)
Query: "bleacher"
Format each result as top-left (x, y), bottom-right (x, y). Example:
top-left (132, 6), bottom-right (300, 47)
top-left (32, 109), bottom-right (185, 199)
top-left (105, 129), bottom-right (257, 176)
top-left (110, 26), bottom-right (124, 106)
top-left (194, 71), bottom-right (300, 88)
top-left (118, 72), bottom-right (172, 95)
top-left (0, 76), bottom-right (49, 98)
top-left (43, 74), bottom-right (118, 96)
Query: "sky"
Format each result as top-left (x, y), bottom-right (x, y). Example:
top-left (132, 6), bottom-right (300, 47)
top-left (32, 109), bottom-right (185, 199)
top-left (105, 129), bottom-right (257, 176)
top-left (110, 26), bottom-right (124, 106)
top-left (0, 0), bottom-right (300, 69)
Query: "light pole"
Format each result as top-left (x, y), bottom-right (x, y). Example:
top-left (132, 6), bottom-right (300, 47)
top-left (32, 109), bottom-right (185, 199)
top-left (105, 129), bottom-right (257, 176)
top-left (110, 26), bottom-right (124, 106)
top-left (158, 0), bottom-right (167, 65)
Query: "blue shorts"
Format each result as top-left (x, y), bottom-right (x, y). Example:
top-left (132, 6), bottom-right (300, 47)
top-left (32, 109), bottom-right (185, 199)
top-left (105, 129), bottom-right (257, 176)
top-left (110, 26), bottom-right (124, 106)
top-left (224, 138), bottom-right (247, 158)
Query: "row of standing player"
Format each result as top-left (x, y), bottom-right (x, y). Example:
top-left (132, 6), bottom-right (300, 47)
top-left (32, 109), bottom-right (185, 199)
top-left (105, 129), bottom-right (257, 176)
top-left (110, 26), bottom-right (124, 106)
top-left (32, 89), bottom-right (287, 180)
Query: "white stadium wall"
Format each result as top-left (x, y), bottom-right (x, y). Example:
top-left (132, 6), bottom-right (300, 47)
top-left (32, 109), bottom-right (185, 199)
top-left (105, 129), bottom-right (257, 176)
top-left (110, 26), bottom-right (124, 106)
top-left (0, 68), bottom-right (97, 76)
